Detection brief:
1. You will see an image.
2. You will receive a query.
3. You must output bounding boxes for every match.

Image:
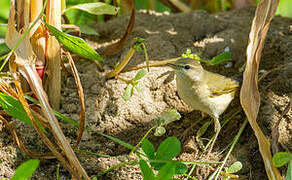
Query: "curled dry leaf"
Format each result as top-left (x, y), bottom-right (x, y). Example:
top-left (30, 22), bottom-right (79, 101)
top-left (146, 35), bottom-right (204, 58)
top-left (64, 51), bottom-right (85, 149)
top-left (101, 0), bottom-right (135, 56)
top-left (240, 0), bottom-right (282, 179)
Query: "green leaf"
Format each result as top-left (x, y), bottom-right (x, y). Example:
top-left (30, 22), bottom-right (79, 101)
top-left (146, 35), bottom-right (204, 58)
top-left (208, 51), bottom-right (231, 65)
top-left (134, 69), bottom-right (147, 80)
top-left (0, 94), bottom-right (46, 132)
top-left (156, 162), bottom-right (176, 180)
top-left (135, 85), bottom-right (144, 93)
top-left (0, 0), bottom-right (10, 20)
top-left (0, 93), bottom-right (31, 125)
top-left (174, 162), bottom-right (188, 175)
top-left (225, 161), bottom-right (242, 174)
top-left (64, 2), bottom-right (119, 15)
top-left (141, 139), bottom-right (155, 160)
top-left (98, 132), bottom-right (136, 150)
top-left (45, 23), bottom-right (102, 61)
top-left (276, 0), bottom-right (292, 18)
top-left (122, 84), bottom-right (134, 101)
top-left (133, 44), bottom-right (143, 52)
top-left (139, 160), bottom-right (155, 180)
top-left (156, 109), bottom-right (181, 126)
top-left (156, 137), bottom-right (181, 159)
top-left (0, 25), bottom-right (7, 37)
top-left (80, 25), bottom-right (100, 36)
top-left (286, 160), bottom-right (292, 180)
top-left (0, 43), bottom-right (10, 56)
top-left (273, 152), bottom-right (292, 167)
top-left (154, 137), bottom-right (181, 170)
top-left (11, 159), bottom-right (39, 180)
top-left (135, 37), bottom-right (145, 44)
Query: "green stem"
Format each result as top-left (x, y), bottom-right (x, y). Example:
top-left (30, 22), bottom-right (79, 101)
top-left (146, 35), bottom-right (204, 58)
top-left (129, 126), bottom-right (155, 156)
top-left (186, 164), bottom-right (196, 180)
top-left (141, 43), bottom-right (149, 71)
top-left (210, 118), bottom-right (248, 180)
top-left (97, 160), bottom-right (138, 177)
top-left (184, 173), bottom-right (198, 180)
top-left (75, 149), bottom-right (112, 158)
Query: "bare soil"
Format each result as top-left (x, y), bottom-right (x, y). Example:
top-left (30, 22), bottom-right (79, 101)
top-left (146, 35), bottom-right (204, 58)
top-left (1, 6), bottom-right (292, 180)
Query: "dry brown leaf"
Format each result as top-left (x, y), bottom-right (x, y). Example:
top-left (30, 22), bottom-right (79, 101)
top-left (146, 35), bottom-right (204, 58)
top-left (64, 51), bottom-right (85, 149)
top-left (240, 0), bottom-right (282, 179)
top-left (101, 0), bottom-right (135, 56)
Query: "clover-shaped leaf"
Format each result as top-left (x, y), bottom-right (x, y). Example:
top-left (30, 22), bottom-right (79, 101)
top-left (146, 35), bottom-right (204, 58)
top-left (225, 161), bottom-right (243, 174)
top-left (122, 69), bottom-right (148, 101)
top-left (135, 69), bottom-right (147, 80)
top-left (273, 152), bottom-right (292, 167)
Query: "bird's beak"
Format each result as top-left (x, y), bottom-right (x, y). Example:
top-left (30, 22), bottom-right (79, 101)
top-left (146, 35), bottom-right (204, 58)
top-left (167, 63), bottom-right (186, 69)
top-left (167, 63), bottom-right (178, 69)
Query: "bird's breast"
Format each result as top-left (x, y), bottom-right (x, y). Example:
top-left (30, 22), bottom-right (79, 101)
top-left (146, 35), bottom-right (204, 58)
top-left (176, 75), bottom-right (234, 118)
top-left (176, 76), bottom-right (211, 114)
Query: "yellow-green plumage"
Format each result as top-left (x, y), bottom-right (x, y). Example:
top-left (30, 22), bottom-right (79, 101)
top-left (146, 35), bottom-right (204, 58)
top-left (171, 58), bottom-right (238, 155)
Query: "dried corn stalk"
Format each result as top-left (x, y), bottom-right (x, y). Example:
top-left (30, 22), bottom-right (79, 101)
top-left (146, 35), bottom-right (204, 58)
top-left (5, 0), bottom-right (89, 179)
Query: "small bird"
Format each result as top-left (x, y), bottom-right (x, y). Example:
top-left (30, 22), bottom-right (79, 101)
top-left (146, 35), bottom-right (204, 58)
top-left (169, 58), bottom-right (239, 155)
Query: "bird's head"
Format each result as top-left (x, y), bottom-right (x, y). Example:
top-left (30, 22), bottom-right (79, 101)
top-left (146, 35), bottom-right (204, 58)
top-left (168, 58), bottom-right (203, 80)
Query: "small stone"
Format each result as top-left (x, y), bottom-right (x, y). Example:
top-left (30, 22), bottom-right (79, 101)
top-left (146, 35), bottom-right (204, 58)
top-left (224, 62), bottom-right (233, 68)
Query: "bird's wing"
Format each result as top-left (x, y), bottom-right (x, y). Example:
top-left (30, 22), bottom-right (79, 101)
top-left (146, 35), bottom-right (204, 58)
top-left (206, 72), bottom-right (239, 97)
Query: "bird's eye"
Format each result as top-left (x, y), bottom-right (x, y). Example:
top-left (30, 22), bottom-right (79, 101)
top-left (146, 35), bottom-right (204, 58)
top-left (184, 65), bottom-right (190, 70)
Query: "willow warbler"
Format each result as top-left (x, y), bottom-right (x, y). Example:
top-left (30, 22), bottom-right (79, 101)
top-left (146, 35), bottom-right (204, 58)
top-left (169, 58), bottom-right (239, 155)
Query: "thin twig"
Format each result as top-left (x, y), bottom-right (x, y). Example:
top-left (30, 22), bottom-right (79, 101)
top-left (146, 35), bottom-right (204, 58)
top-left (258, 63), bottom-right (290, 82)
top-left (106, 47), bottom-right (136, 79)
top-left (122, 57), bottom-right (179, 72)
top-left (271, 95), bottom-right (291, 154)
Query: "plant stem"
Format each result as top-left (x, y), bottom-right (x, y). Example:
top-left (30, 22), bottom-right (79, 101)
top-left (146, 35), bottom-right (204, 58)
top-left (129, 126), bottom-right (155, 156)
top-left (122, 57), bottom-right (179, 72)
top-left (106, 47), bottom-right (136, 79)
top-left (210, 118), bottom-right (248, 180)
top-left (97, 160), bottom-right (138, 177)
top-left (45, 0), bottom-right (61, 110)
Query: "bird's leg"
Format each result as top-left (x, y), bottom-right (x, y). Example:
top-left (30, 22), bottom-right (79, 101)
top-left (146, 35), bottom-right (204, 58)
top-left (206, 117), bottom-right (221, 156)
